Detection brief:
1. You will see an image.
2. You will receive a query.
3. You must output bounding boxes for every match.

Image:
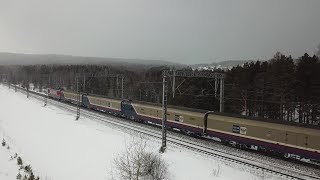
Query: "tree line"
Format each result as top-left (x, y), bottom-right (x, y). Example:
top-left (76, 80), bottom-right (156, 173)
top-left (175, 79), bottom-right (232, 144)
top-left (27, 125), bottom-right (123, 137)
top-left (225, 52), bottom-right (320, 125)
top-left (0, 52), bottom-right (319, 126)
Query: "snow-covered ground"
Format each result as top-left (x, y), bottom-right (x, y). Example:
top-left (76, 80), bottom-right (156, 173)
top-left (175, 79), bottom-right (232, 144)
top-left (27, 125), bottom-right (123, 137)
top-left (0, 84), bottom-right (281, 180)
top-left (0, 142), bottom-right (17, 179)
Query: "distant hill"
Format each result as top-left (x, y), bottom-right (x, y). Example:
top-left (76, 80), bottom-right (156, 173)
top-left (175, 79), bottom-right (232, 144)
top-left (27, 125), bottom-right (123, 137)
top-left (0, 52), bottom-right (256, 71)
top-left (0, 52), bottom-right (185, 68)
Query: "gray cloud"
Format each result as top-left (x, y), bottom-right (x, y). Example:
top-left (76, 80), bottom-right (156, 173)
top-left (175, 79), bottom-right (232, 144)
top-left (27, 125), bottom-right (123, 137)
top-left (1, 0), bottom-right (320, 64)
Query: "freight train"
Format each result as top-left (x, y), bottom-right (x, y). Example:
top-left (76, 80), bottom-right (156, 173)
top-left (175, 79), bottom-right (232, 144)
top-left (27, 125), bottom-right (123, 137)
top-left (48, 88), bottom-right (320, 164)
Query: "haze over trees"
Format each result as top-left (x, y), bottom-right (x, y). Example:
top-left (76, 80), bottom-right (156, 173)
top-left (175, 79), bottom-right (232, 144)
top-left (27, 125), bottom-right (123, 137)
top-left (317, 43), bottom-right (320, 57)
top-left (1, 52), bottom-right (319, 126)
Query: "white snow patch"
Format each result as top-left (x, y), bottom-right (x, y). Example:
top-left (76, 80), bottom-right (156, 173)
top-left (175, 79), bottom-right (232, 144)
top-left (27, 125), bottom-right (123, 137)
top-left (0, 143), bottom-right (17, 179)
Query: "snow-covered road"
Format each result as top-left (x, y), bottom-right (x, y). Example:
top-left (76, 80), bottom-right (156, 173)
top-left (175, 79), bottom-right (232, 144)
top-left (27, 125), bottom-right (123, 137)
top-left (0, 84), bottom-right (284, 180)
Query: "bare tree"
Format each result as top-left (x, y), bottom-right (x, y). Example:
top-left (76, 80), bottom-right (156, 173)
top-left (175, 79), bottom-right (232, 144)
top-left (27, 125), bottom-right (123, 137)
top-left (143, 153), bottom-right (169, 180)
top-left (211, 162), bottom-right (221, 177)
top-left (110, 137), bottom-right (170, 180)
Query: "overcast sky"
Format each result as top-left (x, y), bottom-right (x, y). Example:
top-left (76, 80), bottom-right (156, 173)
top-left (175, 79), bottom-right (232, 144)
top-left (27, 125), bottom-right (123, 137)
top-left (1, 0), bottom-right (320, 64)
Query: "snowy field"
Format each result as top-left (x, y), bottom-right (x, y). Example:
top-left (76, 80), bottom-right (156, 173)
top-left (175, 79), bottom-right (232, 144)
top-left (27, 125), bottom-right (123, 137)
top-left (0, 84), bottom-right (282, 180)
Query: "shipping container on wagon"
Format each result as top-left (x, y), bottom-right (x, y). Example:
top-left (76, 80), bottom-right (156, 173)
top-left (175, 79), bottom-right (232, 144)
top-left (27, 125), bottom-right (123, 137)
top-left (132, 102), bottom-right (204, 134)
top-left (86, 95), bottom-right (121, 114)
top-left (63, 91), bottom-right (81, 104)
top-left (206, 113), bottom-right (320, 161)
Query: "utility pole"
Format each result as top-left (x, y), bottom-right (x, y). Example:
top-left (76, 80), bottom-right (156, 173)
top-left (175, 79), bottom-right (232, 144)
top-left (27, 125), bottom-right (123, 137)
top-left (160, 75), bottom-right (168, 153)
top-left (76, 76), bottom-right (80, 120)
top-left (219, 78), bottom-right (224, 112)
top-left (44, 95), bottom-right (47, 106)
top-left (83, 75), bottom-right (86, 92)
top-left (44, 89), bottom-right (48, 106)
top-left (214, 77), bottom-right (218, 98)
top-left (172, 70), bottom-right (176, 98)
top-left (121, 76), bottom-right (124, 99)
top-left (116, 76), bottom-right (119, 97)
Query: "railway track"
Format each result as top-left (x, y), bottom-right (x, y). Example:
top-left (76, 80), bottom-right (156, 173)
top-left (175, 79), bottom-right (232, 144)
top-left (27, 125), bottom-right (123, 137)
top-left (4, 84), bottom-right (320, 180)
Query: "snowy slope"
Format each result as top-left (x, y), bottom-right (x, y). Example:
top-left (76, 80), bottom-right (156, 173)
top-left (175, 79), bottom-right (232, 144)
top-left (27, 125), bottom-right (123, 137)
top-left (0, 84), bottom-right (277, 180)
top-left (0, 144), bottom-right (17, 179)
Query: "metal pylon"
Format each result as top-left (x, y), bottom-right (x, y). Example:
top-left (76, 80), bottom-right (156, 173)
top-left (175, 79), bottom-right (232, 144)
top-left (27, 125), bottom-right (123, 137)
top-left (163, 70), bottom-right (225, 112)
top-left (44, 94), bottom-right (47, 106)
top-left (76, 77), bottom-right (81, 120)
top-left (219, 78), bottom-right (224, 112)
top-left (121, 76), bottom-right (124, 99)
top-left (160, 75), bottom-right (168, 153)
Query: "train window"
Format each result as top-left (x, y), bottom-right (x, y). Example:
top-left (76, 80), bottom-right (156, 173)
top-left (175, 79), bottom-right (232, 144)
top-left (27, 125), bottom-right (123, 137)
top-left (141, 108), bottom-right (144, 111)
top-left (190, 118), bottom-right (195, 120)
